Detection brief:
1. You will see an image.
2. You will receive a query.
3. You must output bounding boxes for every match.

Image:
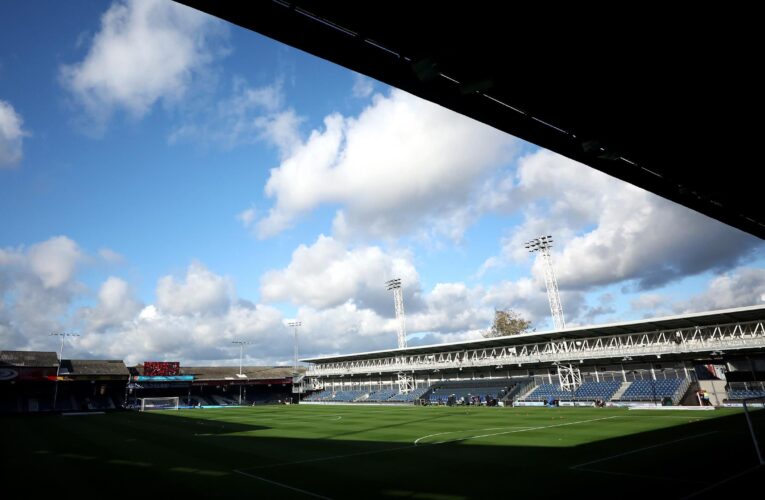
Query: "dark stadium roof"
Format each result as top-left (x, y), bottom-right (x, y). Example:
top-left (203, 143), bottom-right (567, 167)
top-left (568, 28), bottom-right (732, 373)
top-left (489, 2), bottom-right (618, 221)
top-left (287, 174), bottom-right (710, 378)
top-left (0, 351), bottom-right (58, 367)
top-left (302, 305), bottom-right (765, 364)
top-left (177, 1), bottom-right (764, 239)
top-left (178, 366), bottom-right (304, 380)
top-left (67, 359), bottom-right (129, 376)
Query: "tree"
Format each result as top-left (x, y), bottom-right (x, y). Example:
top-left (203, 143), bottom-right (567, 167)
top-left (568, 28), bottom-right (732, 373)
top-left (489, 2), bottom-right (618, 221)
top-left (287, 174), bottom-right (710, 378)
top-left (483, 309), bottom-right (532, 338)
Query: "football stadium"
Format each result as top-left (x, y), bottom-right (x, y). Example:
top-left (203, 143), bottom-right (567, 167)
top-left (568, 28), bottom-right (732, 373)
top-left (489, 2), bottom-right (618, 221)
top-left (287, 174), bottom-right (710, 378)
top-left (3, 305), bottom-right (765, 498)
top-left (3, 2), bottom-right (765, 499)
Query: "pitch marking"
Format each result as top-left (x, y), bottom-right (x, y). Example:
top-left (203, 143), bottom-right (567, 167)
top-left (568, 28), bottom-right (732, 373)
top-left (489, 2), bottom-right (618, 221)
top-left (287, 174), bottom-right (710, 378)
top-left (234, 469), bottom-right (332, 499)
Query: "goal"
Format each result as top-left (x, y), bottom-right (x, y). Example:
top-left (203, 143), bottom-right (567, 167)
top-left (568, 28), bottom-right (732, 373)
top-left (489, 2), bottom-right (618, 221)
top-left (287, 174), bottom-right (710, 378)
top-left (140, 396), bottom-right (180, 411)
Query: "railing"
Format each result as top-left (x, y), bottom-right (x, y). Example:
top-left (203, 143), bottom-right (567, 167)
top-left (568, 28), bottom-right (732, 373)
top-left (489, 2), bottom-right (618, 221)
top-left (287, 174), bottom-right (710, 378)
top-left (307, 320), bottom-right (765, 377)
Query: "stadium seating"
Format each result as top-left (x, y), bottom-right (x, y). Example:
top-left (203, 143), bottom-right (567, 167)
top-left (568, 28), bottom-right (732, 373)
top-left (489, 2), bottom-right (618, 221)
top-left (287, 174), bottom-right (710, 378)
top-left (304, 387), bottom-right (433, 403)
top-left (366, 389), bottom-right (397, 402)
top-left (524, 383), bottom-right (575, 401)
top-left (573, 380), bottom-right (622, 401)
top-left (619, 378), bottom-right (688, 403)
top-left (332, 390), bottom-right (368, 402)
top-left (388, 386), bottom-right (430, 402)
top-left (727, 389), bottom-right (765, 399)
top-left (304, 389), bottom-right (333, 401)
top-left (522, 379), bottom-right (679, 403)
top-left (428, 385), bottom-right (508, 404)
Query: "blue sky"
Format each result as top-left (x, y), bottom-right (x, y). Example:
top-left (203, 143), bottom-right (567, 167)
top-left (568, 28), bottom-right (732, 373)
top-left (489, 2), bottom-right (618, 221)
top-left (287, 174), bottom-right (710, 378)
top-left (1, 0), bottom-right (763, 366)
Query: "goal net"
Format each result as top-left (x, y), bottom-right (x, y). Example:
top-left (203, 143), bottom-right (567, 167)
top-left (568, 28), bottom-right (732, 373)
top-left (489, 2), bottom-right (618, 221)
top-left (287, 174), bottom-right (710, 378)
top-left (140, 397), bottom-right (180, 411)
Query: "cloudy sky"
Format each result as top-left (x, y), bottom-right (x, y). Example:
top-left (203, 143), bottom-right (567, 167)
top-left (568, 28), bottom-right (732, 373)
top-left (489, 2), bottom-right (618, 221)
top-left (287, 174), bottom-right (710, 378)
top-left (1, 0), bottom-right (763, 366)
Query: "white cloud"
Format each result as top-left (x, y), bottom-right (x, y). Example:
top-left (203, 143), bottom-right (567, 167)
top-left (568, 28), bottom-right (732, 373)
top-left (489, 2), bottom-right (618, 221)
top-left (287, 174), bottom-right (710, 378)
top-left (156, 261), bottom-right (233, 316)
top-left (0, 99), bottom-right (27, 167)
top-left (98, 247), bottom-right (125, 264)
top-left (27, 236), bottom-right (83, 289)
top-left (0, 237), bottom-right (85, 352)
top-left (259, 235), bottom-right (592, 354)
top-left (481, 277), bottom-right (586, 330)
top-left (237, 207), bottom-right (257, 228)
top-left (352, 74), bottom-right (374, 98)
top-left (6, 235), bottom-right (758, 366)
top-left (409, 282), bottom-right (494, 334)
top-left (674, 267), bottom-right (765, 313)
top-left (630, 294), bottom-right (665, 312)
top-left (293, 303), bottom-right (395, 354)
top-left (60, 0), bottom-right (225, 131)
top-left (80, 276), bottom-right (143, 331)
top-left (254, 108), bottom-right (303, 158)
top-left (261, 234), bottom-right (419, 312)
top-left (79, 300), bottom-right (288, 366)
top-left (494, 149), bottom-right (762, 291)
top-left (169, 80), bottom-right (303, 153)
top-left (257, 89), bottom-right (516, 239)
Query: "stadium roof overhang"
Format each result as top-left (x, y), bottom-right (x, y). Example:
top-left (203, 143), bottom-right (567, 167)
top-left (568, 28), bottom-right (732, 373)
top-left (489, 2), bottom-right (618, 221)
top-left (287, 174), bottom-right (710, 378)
top-left (176, 1), bottom-right (764, 240)
top-left (301, 305), bottom-right (765, 364)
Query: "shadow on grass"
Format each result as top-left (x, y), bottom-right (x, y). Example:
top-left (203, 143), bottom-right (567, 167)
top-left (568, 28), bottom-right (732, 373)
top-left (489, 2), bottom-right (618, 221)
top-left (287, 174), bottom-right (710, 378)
top-left (1, 409), bottom-right (762, 499)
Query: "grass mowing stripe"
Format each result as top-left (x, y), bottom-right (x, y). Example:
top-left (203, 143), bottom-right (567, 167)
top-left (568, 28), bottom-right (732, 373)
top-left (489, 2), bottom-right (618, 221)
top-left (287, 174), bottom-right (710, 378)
top-left (4, 406), bottom-right (755, 498)
top-left (414, 426), bottom-right (536, 445)
top-left (239, 443), bottom-right (417, 471)
top-left (430, 415), bottom-right (620, 445)
top-left (570, 430), bottom-right (718, 469)
top-left (241, 415), bottom-right (619, 472)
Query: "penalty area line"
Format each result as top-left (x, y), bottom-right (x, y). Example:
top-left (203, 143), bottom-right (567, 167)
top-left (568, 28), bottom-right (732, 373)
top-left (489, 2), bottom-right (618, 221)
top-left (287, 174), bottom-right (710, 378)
top-left (679, 464), bottom-right (763, 500)
top-left (570, 431), bottom-right (717, 469)
top-left (234, 469), bottom-right (333, 499)
top-left (238, 416), bottom-right (619, 473)
top-left (414, 426), bottom-right (537, 445)
top-left (420, 415), bottom-right (620, 446)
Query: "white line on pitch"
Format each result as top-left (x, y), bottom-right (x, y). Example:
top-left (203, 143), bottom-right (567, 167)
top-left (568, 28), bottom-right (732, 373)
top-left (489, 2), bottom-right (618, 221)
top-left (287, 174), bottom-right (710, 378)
top-left (240, 444), bottom-right (417, 471)
top-left (572, 467), bottom-right (708, 485)
top-left (570, 431), bottom-right (717, 469)
top-left (414, 427), bottom-right (536, 445)
top-left (426, 416), bottom-right (620, 446)
top-left (240, 416), bottom-right (618, 472)
top-left (234, 469), bottom-right (333, 499)
top-left (679, 464), bottom-right (763, 499)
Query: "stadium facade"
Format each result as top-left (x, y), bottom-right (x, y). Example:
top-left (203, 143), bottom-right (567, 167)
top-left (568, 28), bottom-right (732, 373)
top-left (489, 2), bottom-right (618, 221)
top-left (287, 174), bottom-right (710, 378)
top-left (0, 352), bottom-right (300, 413)
top-left (300, 305), bottom-right (765, 406)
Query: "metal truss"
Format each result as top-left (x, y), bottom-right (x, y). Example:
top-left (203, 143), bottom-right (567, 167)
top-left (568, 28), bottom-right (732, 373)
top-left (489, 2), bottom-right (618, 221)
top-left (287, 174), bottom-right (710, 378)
top-left (386, 279), bottom-right (408, 349)
top-left (397, 371), bottom-right (415, 393)
top-left (306, 320), bottom-right (765, 377)
top-left (556, 362), bottom-right (581, 391)
top-left (526, 235), bottom-right (565, 330)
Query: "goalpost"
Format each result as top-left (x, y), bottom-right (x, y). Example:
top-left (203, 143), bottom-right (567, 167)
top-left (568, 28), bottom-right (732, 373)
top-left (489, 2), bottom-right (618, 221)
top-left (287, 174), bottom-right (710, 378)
top-left (742, 396), bottom-right (765, 465)
top-left (139, 396), bottom-right (180, 411)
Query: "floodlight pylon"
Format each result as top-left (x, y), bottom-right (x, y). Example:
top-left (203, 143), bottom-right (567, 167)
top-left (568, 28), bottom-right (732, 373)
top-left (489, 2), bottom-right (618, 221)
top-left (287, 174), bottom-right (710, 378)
top-left (386, 278), bottom-right (414, 394)
top-left (525, 235), bottom-right (566, 331)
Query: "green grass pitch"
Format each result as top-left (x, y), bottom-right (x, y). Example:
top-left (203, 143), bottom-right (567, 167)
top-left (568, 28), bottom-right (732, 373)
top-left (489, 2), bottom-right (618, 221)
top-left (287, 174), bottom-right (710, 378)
top-left (3, 405), bottom-right (763, 498)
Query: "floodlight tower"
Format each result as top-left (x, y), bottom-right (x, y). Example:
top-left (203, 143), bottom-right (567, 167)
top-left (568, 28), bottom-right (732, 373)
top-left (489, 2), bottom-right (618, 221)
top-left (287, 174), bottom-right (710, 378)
top-left (231, 341), bottom-right (252, 405)
top-left (386, 279), bottom-right (414, 394)
top-left (385, 279), bottom-right (407, 349)
top-left (288, 321), bottom-right (302, 376)
top-left (525, 235), bottom-right (566, 331)
top-left (525, 236), bottom-right (578, 392)
top-left (50, 332), bottom-right (79, 411)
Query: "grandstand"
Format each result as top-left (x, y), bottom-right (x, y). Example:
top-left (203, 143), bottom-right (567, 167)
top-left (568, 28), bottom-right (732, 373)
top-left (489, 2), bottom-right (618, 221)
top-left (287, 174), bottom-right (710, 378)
top-left (301, 305), bottom-right (765, 407)
top-left (0, 354), bottom-right (302, 414)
